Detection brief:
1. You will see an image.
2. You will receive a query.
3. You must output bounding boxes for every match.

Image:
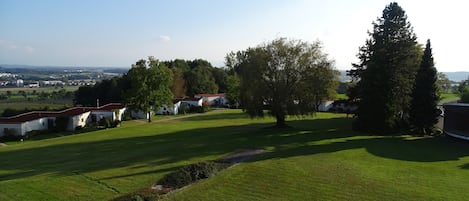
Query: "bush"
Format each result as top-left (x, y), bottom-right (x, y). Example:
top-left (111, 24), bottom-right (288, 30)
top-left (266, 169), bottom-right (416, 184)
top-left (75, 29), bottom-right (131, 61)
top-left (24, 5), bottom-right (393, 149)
top-left (98, 118), bottom-right (112, 128)
top-left (461, 86), bottom-right (469, 103)
top-left (1, 128), bottom-right (21, 142)
top-left (158, 161), bottom-right (230, 189)
top-left (112, 120), bottom-right (121, 128)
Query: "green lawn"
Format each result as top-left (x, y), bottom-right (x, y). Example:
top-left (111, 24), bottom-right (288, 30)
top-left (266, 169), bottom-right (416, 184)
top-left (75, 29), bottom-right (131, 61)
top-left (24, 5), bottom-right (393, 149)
top-left (336, 93), bottom-right (348, 99)
top-left (440, 93), bottom-right (458, 100)
top-left (1, 110), bottom-right (469, 201)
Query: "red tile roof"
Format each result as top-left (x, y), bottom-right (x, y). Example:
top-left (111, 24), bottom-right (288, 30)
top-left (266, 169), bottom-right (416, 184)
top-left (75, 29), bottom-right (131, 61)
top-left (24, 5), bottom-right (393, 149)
top-left (93, 103), bottom-right (126, 111)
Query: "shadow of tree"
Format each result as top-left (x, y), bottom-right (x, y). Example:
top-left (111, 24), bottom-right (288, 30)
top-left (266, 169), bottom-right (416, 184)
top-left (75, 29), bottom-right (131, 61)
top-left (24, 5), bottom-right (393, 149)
top-left (2, 116), bottom-right (469, 183)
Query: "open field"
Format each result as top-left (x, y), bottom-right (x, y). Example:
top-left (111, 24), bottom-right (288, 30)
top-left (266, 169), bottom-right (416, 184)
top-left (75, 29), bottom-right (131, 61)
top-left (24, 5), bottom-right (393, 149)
top-left (1, 110), bottom-right (469, 200)
top-left (0, 86), bottom-right (80, 93)
top-left (440, 93), bottom-right (459, 100)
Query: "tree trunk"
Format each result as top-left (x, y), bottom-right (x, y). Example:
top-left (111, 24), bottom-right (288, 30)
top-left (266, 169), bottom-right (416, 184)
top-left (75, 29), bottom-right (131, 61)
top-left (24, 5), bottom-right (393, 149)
top-left (276, 114), bottom-right (286, 128)
top-left (148, 111), bottom-right (152, 123)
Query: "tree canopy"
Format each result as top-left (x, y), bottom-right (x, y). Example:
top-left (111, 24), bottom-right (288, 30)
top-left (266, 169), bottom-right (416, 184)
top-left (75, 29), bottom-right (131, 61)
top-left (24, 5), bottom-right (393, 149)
top-left (409, 40), bottom-right (439, 134)
top-left (122, 57), bottom-right (173, 122)
top-left (228, 38), bottom-right (338, 127)
top-left (349, 2), bottom-right (422, 133)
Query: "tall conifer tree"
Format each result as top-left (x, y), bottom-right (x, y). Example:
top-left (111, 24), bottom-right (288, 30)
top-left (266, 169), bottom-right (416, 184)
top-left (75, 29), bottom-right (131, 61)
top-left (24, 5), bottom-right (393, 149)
top-left (410, 40), bottom-right (439, 134)
top-left (350, 2), bottom-right (421, 133)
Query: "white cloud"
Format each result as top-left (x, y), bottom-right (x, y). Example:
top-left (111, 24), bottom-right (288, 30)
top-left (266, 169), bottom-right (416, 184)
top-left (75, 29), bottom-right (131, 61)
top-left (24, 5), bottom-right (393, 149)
top-left (159, 35), bottom-right (171, 42)
top-left (25, 46), bottom-right (35, 53)
top-left (0, 39), bottom-right (34, 53)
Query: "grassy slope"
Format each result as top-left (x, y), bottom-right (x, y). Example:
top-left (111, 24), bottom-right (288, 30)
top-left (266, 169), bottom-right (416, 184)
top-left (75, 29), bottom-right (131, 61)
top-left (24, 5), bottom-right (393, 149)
top-left (1, 110), bottom-right (469, 200)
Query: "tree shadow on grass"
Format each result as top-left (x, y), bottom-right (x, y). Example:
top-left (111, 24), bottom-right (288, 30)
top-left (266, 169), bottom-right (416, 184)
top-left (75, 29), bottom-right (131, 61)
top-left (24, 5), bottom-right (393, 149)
top-left (2, 116), bottom-right (469, 183)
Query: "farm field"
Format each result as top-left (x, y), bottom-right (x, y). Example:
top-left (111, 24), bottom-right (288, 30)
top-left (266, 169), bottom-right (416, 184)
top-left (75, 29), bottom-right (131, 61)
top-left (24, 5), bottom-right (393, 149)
top-left (0, 86), bottom-right (80, 93)
top-left (1, 110), bottom-right (469, 201)
top-left (0, 86), bottom-right (78, 115)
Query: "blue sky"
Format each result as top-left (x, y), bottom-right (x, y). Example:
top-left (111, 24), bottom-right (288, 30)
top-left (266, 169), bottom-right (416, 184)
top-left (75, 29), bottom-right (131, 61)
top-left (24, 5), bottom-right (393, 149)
top-left (0, 0), bottom-right (468, 71)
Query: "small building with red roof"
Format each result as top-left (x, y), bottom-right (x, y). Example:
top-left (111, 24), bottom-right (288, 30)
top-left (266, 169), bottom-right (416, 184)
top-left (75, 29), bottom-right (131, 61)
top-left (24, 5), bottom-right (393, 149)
top-left (0, 103), bottom-right (127, 137)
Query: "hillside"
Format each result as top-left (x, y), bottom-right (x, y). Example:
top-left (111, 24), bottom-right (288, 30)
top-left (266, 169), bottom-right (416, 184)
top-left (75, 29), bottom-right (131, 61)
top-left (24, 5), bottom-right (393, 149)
top-left (1, 110), bottom-right (469, 201)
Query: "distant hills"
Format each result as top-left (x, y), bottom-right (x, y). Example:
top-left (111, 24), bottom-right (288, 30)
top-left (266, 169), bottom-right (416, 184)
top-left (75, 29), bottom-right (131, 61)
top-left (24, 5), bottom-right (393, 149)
top-left (1, 64), bottom-right (467, 82)
top-left (442, 72), bottom-right (469, 82)
top-left (338, 70), bottom-right (468, 82)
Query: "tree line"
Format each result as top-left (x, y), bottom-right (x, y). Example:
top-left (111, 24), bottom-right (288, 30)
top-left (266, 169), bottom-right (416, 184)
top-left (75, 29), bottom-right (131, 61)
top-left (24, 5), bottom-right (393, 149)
top-left (75, 2), bottom-right (448, 134)
top-left (74, 58), bottom-right (234, 106)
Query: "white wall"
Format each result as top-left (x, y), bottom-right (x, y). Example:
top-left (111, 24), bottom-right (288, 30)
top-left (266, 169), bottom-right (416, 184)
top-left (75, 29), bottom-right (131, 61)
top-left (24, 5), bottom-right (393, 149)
top-left (131, 110), bottom-right (150, 119)
top-left (0, 123), bottom-right (22, 137)
top-left (181, 99), bottom-right (202, 107)
top-left (22, 117), bottom-right (49, 135)
top-left (68, 111), bottom-right (91, 130)
top-left (92, 111), bottom-right (114, 121)
top-left (318, 101), bottom-right (334, 112)
top-left (0, 117), bottom-right (51, 137)
top-left (156, 102), bottom-right (180, 115)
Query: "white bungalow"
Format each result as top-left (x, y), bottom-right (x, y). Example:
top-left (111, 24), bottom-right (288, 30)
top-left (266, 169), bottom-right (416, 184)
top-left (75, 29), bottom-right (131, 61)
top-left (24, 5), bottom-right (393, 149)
top-left (194, 93), bottom-right (228, 106)
top-left (176, 97), bottom-right (203, 107)
top-left (91, 103), bottom-right (127, 122)
top-left (156, 100), bottom-right (181, 115)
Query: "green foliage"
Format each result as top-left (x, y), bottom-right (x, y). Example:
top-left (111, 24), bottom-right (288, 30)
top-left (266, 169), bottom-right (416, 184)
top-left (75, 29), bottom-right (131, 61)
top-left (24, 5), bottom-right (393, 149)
top-left (211, 67), bottom-right (229, 93)
top-left (158, 161), bottom-right (230, 189)
top-left (410, 40), bottom-right (439, 135)
top-left (350, 2), bottom-right (422, 133)
top-left (98, 118), bottom-right (112, 128)
top-left (123, 57), bottom-right (174, 122)
top-left (437, 72), bottom-right (452, 93)
top-left (184, 64), bottom-right (218, 96)
top-left (228, 38), bottom-right (338, 127)
top-left (460, 86), bottom-right (469, 103)
top-left (74, 76), bottom-right (128, 106)
top-left (225, 74), bottom-right (240, 107)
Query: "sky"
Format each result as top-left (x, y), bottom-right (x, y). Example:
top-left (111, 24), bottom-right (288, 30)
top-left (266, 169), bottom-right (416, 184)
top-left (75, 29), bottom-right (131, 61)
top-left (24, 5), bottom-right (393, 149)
top-left (0, 0), bottom-right (468, 71)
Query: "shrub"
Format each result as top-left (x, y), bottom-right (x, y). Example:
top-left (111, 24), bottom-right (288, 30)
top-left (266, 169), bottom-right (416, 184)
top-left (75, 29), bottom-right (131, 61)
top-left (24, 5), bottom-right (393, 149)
top-left (112, 120), bottom-right (121, 128)
top-left (98, 118), bottom-right (112, 128)
top-left (1, 128), bottom-right (21, 142)
top-left (158, 161), bottom-right (230, 189)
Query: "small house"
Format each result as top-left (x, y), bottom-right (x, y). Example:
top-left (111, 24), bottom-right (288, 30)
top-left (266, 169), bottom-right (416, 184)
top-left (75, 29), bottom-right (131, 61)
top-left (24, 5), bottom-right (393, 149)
top-left (156, 100), bottom-right (181, 115)
top-left (195, 93), bottom-right (228, 106)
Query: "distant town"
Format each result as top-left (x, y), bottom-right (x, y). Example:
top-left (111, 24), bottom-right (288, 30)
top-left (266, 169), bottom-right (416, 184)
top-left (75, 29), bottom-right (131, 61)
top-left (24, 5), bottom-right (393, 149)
top-left (0, 65), bottom-right (128, 88)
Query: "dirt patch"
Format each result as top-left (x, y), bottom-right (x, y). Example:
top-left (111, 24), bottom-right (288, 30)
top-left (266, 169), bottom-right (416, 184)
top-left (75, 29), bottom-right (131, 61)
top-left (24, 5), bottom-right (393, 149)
top-left (0, 143), bottom-right (7, 147)
top-left (218, 148), bottom-right (267, 163)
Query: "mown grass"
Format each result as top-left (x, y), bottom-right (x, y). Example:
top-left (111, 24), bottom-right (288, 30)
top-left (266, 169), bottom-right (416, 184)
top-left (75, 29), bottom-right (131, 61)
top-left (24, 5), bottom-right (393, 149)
top-left (440, 93), bottom-right (458, 100)
top-left (336, 93), bottom-right (348, 99)
top-left (1, 110), bottom-right (469, 201)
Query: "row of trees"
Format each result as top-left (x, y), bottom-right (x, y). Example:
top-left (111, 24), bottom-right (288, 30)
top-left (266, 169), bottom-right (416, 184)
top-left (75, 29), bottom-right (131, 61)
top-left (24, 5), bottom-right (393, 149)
top-left (74, 58), bottom-right (233, 106)
top-left (75, 39), bottom-right (340, 126)
top-left (348, 2), bottom-right (439, 134)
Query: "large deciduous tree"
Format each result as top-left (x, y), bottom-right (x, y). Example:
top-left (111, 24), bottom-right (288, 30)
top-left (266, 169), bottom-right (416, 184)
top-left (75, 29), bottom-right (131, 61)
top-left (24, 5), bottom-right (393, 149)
top-left (409, 40), bottom-right (439, 135)
top-left (228, 38), bottom-right (337, 127)
top-left (350, 2), bottom-right (422, 133)
top-left (123, 57), bottom-right (173, 122)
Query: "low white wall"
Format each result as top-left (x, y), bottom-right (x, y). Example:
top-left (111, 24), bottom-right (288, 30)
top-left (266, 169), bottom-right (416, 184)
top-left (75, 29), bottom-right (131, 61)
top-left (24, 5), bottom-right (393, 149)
top-left (68, 111), bottom-right (91, 130)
